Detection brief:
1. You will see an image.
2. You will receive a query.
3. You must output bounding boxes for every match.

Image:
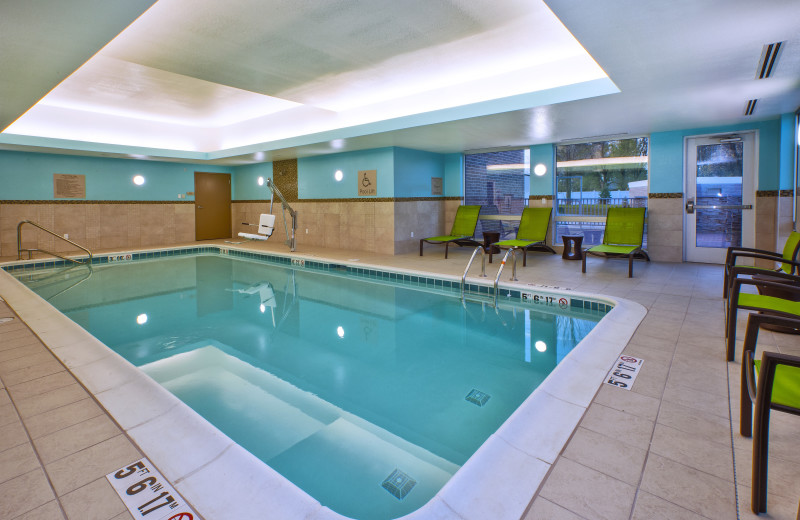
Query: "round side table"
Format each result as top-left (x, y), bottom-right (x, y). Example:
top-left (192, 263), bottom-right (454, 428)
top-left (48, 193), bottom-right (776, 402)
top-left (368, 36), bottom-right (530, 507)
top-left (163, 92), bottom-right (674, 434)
top-left (562, 234), bottom-right (583, 260)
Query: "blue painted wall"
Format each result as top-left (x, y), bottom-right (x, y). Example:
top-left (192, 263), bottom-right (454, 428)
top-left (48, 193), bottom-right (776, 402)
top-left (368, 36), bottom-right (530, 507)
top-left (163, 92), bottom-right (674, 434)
top-left (779, 113), bottom-right (797, 190)
top-left (443, 153), bottom-right (463, 197)
top-left (393, 147), bottom-right (446, 198)
top-left (234, 162), bottom-right (273, 200)
top-left (297, 148), bottom-right (394, 198)
top-left (530, 144), bottom-right (554, 196)
top-left (649, 118), bottom-right (785, 193)
top-left (0, 150), bottom-right (232, 201)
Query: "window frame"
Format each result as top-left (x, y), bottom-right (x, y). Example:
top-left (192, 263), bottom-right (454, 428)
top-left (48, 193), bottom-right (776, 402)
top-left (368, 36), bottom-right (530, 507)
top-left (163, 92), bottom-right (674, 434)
top-left (552, 136), bottom-right (651, 246)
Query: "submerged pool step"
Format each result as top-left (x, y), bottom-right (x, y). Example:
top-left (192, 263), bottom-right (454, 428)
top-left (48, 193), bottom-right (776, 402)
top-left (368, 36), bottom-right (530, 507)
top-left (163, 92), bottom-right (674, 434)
top-left (142, 345), bottom-right (461, 475)
top-left (267, 417), bottom-right (454, 518)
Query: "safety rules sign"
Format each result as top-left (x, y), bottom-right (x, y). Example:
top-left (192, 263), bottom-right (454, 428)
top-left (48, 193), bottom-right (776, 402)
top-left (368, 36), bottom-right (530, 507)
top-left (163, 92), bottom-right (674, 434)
top-left (106, 458), bottom-right (197, 520)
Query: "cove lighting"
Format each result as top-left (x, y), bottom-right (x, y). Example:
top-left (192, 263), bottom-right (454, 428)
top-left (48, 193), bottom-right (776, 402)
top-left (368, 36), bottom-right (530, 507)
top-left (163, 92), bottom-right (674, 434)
top-left (487, 164), bottom-right (527, 171)
top-left (533, 163), bottom-right (547, 176)
top-left (133, 175), bottom-right (145, 185)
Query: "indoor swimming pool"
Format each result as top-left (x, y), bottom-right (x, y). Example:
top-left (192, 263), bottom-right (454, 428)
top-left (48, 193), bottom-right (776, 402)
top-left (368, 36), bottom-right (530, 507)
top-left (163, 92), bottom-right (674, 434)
top-left (9, 250), bottom-right (612, 520)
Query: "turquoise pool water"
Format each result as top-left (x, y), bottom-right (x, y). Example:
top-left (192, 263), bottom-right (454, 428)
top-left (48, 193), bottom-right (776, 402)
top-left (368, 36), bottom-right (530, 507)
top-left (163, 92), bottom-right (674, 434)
top-left (15, 253), bottom-right (603, 520)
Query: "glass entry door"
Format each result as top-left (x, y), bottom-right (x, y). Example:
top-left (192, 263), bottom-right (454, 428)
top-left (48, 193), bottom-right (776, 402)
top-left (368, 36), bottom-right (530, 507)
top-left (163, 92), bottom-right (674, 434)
top-left (684, 133), bottom-right (755, 263)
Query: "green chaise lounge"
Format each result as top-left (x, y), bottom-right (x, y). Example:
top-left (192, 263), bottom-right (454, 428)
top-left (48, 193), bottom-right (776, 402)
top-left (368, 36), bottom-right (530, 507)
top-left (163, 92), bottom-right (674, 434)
top-left (739, 313), bottom-right (800, 514)
top-left (489, 207), bottom-right (555, 266)
top-left (419, 205), bottom-right (482, 258)
top-left (581, 206), bottom-right (649, 278)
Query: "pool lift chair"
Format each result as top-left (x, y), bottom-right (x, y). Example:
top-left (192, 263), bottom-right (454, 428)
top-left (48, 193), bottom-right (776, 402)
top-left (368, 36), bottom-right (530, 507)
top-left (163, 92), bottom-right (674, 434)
top-left (739, 313), bottom-right (800, 514)
top-left (238, 213), bottom-right (275, 241)
top-left (238, 178), bottom-right (297, 251)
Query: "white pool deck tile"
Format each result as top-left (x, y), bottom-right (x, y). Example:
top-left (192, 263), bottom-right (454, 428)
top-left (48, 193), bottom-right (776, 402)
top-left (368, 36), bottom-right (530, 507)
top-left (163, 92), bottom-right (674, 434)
top-left (1, 241), bottom-right (800, 519)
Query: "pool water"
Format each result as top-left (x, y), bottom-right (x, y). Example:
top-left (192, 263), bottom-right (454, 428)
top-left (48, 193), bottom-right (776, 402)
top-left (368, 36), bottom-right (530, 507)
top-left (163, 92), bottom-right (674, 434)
top-left (17, 254), bottom-right (601, 520)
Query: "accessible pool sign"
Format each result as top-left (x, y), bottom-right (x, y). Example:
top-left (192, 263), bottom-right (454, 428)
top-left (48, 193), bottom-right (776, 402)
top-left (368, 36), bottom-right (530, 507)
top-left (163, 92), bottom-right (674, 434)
top-left (106, 458), bottom-right (196, 520)
top-left (358, 169), bottom-right (377, 196)
top-left (604, 355), bottom-right (643, 391)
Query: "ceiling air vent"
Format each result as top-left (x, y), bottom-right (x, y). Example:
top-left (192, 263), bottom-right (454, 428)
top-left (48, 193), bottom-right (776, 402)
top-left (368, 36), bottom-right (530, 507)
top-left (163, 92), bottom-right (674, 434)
top-left (744, 99), bottom-right (758, 116)
top-left (756, 42), bottom-right (784, 79)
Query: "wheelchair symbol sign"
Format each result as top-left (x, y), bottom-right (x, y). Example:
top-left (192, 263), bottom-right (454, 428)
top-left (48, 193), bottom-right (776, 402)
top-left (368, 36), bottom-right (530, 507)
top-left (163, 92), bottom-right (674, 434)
top-left (358, 170), bottom-right (377, 196)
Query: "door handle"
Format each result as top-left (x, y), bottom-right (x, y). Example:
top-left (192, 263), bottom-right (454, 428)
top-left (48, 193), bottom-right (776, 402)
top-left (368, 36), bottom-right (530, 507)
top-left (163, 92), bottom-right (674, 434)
top-left (693, 204), bottom-right (753, 210)
top-left (685, 198), bottom-right (694, 214)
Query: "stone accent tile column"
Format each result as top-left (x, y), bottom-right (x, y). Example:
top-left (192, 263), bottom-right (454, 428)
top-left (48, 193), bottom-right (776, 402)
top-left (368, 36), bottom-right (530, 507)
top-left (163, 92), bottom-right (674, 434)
top-left (646, 196), bottom-right (683, 263)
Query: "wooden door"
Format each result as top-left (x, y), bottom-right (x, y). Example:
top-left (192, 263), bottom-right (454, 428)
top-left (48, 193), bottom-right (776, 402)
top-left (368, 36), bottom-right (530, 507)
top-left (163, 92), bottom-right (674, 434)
top-left (195, 172), bottom-right (231, 240)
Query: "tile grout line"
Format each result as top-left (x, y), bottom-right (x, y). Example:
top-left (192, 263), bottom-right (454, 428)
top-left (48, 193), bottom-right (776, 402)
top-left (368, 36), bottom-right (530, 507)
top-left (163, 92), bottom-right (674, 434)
top-left (625, 296), bottom-right (683, 520)
top-left (0, 363), bottom-right (70, 519)
top-left (727, 346), bottom-right (742, 520)
top-left (3, 298), bottom-right (207, 520)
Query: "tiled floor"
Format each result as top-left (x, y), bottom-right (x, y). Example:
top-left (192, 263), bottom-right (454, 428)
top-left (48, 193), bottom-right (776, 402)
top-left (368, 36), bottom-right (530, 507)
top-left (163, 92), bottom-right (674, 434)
top-left (1, 240), bottom-right (800, 519)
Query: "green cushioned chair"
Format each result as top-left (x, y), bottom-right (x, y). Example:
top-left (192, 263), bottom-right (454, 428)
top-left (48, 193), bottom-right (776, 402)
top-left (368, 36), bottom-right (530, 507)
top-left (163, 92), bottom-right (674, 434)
top-left (419, 205), bottom-right (481, 258)
top-left (489, 207), bottom-right (555, 266)
top-left (725, 265), bottom-right (800, 361)
top-left (723, 231), bottom-right (800, 299)
top-left (739, 313), bottom-right (800, 514)
top-left (581, 207), bottom-right (650, 278)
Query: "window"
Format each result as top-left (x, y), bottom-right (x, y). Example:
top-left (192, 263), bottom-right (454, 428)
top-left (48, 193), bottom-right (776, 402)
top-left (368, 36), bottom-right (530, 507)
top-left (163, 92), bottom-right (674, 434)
top-left (554, 138), bottom-right (648, 246)
top-left (464, 149), bottom-right (530, 239)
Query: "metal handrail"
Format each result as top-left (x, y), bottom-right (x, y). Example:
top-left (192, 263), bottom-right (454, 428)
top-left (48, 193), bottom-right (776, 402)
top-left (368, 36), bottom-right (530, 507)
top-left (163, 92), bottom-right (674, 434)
top-left (266, 178), bottom-right (297, 252)
top-left (461, 246), bottom-right (487, 301)
top-left (17, 220), bottom-right (93, 265)
top-left (493, 248), bottom-right (519, 306)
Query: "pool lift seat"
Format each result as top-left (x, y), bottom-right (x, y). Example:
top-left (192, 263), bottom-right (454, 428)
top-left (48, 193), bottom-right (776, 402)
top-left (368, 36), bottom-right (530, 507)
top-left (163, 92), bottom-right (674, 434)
top-left (238, 213), bottom-right (275, 241)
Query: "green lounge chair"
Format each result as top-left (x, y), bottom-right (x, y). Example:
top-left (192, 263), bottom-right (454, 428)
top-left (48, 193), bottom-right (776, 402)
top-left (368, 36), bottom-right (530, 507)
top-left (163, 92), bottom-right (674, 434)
top-left (489, 207), bottom-right (555, 266)
top-left (581, 207), bottom-right (649, 278)
top-left (725, 266), bottom-right (800, 361)
top-left (419, 205), bottom-right (481, 258)
top-left (739, 313), bottom-right (800, 514)
top-left (723, 231), bottom-right (800, 298)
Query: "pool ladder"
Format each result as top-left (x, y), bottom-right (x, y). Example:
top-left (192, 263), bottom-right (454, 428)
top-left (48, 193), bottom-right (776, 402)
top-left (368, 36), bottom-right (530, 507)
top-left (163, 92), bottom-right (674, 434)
top-left (17, 220), bottom-right (93, 265)
top-left (461, 246), bottom-right (519, 306)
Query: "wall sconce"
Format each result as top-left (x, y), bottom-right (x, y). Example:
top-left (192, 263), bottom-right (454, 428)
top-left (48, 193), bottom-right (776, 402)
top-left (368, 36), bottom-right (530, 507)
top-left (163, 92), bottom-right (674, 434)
top-left (133, 175), bottom-right (145, 185)
top-left (533, 164), bottom-right (547, 177)
top-left (257, 176), bottom-right (265, 186)
top-left (334, 170), bottom-right (343, 182)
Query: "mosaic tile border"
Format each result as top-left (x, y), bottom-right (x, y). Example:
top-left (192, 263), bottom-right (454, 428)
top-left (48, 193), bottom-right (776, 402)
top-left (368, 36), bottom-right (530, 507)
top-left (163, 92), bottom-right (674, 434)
top-left (2, 246), bottom-right (613, 318)
top-left (756, 190), bottom-right (795, 197)
top-left (0, 200), bottom-right (195, 204)
top-left (234, 196), bottom-right (462, 203)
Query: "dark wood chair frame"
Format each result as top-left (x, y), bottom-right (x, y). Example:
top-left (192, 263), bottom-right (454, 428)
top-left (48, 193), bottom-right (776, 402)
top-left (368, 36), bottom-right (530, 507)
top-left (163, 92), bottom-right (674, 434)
top-left (739, 313), bottom-right (800, 514)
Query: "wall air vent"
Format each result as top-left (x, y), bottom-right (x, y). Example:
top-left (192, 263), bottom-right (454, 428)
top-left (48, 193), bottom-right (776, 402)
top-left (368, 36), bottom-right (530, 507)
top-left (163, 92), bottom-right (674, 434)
top-left (756, 42), bottom-right (784, 79)
top-left (744, 99), bottom-right (758, 116)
